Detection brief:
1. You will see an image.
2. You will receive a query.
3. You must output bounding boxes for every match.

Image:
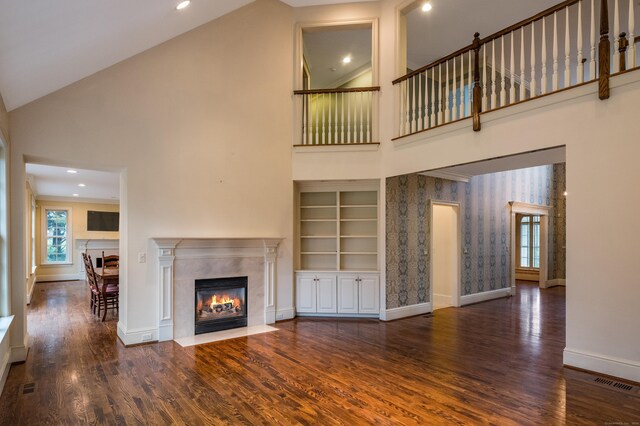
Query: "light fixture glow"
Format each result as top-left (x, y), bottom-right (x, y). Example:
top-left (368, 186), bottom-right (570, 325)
top-left (342, 56), bottom-right (352, 64)
top-left (72, 193), bottom-right (79, 197)
top-left (422, 2), bottom-right (433, 12)
top-left (563, 191), bottom-right (568, 196)
top-left (176, 0), bottom-right (190, 10)
top-left (67, 169), bottom-right (78, 174)
top-left (78, 183), bottom-right (86, 187)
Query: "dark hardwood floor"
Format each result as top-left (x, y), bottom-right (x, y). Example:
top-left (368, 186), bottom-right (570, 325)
top-left (1, 281), bottom-right (638, 425)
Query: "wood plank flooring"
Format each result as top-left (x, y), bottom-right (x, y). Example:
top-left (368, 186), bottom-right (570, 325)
top-left (1, 281), bottom-right (639, 425)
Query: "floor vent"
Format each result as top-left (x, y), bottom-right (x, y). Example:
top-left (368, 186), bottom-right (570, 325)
top-left (22, 383), bottom-right (36, 395)
top-left (594, 377), bottom-right (636, 392)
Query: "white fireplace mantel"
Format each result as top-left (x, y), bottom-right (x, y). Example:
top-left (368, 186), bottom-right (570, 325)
top-left (151, 237), bottom-right (283, 342)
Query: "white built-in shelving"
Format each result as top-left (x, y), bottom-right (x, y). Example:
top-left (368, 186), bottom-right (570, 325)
top-left (299, 189), bottom-right (378, 271)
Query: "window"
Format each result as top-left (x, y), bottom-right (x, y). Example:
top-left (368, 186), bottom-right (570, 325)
top-left (43, 208), bottom-right (72, 264)
top-left (519, 214), bottom-right (540, 269)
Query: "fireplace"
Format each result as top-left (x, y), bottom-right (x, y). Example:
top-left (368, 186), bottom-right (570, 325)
top-left (195, 276), bottom-right (248, 334)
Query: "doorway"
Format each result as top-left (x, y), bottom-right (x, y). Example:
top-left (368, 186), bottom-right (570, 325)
top-left (431, 202), bottom-right (460, 310)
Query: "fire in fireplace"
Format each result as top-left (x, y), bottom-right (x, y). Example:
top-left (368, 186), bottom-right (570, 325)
top-left (195, 276), bottom-right (248, 334)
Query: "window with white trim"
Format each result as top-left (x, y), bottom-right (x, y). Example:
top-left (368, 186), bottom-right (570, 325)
top-left (518, 214), bottom-right (540, 269)
top-left (43, 208), bottom-right (72, 264)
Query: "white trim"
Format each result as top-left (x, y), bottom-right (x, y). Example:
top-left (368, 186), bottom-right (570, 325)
top-left (276, 307), bottom-right (295, 321)
top-left (40, 205), bottom-right (73, 265)
top-left (543, 278), bottom-right (566, 288)
top-left (26, 275), bottom-right (36, 304)
top-left (509, 202), bottom-right (551, 290)
top-left (0, 348), bottom-right (10, 397)
top-left (9, 333), bottom-right (29, 363)
top-left (36, 273), bottom-right (82, 282)
top-left (35, 195), bottom-right (119, 204)
top-left (460, 287), bottom-right (511, 306)
top-left (380, 302), bottom-right (432, 321)
top-left (293, 144), bottom-right (380, 153)
top-left (419, 171), bottom-right (470, 183)
top-left (564, 347), bottom-right (640, 383)
top-left (117, 323), bottom-right (158, 346)
top-left (429, 201), bottom-right (462, 309)
top-left (297, 312), bottom-right (380, 319)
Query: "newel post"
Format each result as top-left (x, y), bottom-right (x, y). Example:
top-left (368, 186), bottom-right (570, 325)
top-left (472, 32), bottom-right (482, 131)
top-left (599, 0), bottom-right (610, 100)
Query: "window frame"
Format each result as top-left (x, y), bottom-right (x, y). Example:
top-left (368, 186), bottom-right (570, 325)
top-left (41, 206), bottom-right (73, 265)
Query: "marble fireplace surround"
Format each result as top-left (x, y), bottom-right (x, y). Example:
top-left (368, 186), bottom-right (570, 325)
top-left (152, 238), bottom-right (282, 342)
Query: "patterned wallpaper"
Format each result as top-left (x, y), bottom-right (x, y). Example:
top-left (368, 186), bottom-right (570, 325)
top-left (386, 164), bottom-right (566, 310)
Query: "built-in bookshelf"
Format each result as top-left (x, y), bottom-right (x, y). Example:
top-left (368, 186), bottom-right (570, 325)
top-left (299, 187), bottom-right (378, 271)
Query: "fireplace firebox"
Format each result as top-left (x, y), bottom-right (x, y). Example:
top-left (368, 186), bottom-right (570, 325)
top-left (195, 276), bottom-right (248, 334)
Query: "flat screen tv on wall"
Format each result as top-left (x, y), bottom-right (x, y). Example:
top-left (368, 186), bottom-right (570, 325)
top-left (87, 211), bottom-right (119, 232)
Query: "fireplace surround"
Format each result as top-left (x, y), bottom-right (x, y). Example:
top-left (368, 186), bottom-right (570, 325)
top-left (152, 237), bottom-right (282, 342)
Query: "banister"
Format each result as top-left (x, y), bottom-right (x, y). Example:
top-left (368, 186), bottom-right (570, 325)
top-left (393, 0), bottom-right (582, 86)
top-left (479, 0), bottom-right (582, 45)
top-left (392, 45), bottom-right (473, 85)
top-left (293, 86), bottom-right (380, 95)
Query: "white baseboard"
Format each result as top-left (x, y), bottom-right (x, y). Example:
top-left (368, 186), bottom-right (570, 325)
top-left (460, 288), bottom-right (511, 306)
top-left (9, 333), bottom-right (29, 364)
top-left (297, 313), bottom-right (379, 318)
top-left (117, 323), bottom-right (158, 346)
top-left (380, 302), bottom-right (432, 321)
top-left (543, 278), bottom-right (566, 288)
top-left (433, 294), bottom-right (453, 310)
top-left (0, 349), bottom-right (10, 397)
top-left (26, 276), bottom-right (36, 304)
top-left (276, 307), bottom-right (295, 321)
top-left (36, 273), bottom-right (82, 282)
top-left (564, 347), bottom-right (640, 383)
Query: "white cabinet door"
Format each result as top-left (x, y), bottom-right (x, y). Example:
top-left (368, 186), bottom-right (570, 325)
top-left (296, 275), bottom-right (317, 313)
top-left (358, 274), bottom-right (380, 314)
top-left (337, 275), bottom-right (359, 314)
top-left (316, 275), bottom-right (337, 313)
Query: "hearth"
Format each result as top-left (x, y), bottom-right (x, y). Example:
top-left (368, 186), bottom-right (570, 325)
top-left (195, 276), bottom-right (248, 334)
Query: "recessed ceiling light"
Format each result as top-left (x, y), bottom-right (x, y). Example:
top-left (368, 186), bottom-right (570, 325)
top-left (176, 0), bottom-right (190, 10)
top-left (342, 56), bottom-right (352, 64)
top-left (422, 2), bottom-right (433, 12)
top-left (72, 193), bottom-right (79, 197)
top-left (67, 169), bottom-right (78, 174)
top-left (563, 191), bottom-right (568, 196)
top-left (78, 183), bottom-right (86, 187)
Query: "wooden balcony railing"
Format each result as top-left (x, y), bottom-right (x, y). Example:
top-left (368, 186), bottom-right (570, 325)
top-left (394, 0), bottom-right (638, 138)
top-left (293, 87), bottom-right (380, 146)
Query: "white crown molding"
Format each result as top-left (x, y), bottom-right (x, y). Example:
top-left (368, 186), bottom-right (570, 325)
top-left (419, 170), bottom-right (470, 183)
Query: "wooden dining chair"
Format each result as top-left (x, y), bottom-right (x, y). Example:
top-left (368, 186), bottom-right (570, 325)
top-left (102, 251), bottom-right (119, 268)
top-left (82, 253), bottom-right (101, 315)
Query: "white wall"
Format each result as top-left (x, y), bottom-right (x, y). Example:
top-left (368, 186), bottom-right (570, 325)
top-left (9, 0), bottom-right (295, 345)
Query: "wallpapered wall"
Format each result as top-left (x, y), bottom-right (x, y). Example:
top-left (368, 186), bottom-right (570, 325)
top-left (386, 164), bottom-right (566, 310)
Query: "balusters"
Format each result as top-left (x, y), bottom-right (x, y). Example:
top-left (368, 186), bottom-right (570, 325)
top-left (445, 60), bottom-right (451, 123)
top-left (315, 94), bottom-right (320, 144)
top-left (334, 93), bottom-right (338, 143)
top-left (359, 91), bottom-right (364, 143)
top-left (459, 55), bottom-right (464, 119)
top-left (430, 67), bottom-right (436, 127)
top-left (629, 0), bottom-right (636, 69)
top-left (341, 92), bottom-right (345, 143)
top-left (520, 27), bottom-right (526, 101)
top-left (565, 6), bottom-right (571, 88)
top-left (542, 17), bottom-right (548, 94)
top-left (438, 64), bottom-right (443, 124)
top-left (411, 78), bottom-right (417, 133)
top-left (482, 44), bottom-right (488, 110)
top-left (328, 92), bottom-right (333, 144)
top-left (500, 35), bottom-right (506, 107)
top-left (404, 80), bottom-right (410, 135)
top-left (418, 72), bottom-right (423, 131)
top-left (619, 32), bottom-right (629, 71)
top-left (577, 0), bottom-right (584, 84)
top-left (468, 50), bottom-right (473, 117)
top-left (590, 0), bottom-right (597, 79)
top-left (347, 90), bottom-right (352, 142)
top-left (491, 40), bottom-right (497, 108)
top-left (366, 91), bottom-right (371, 142)
top-left (531, 22), bottom-right (538, 97)
top-left (553, 11), bottom-right (559, 91)
top-left (510, 31), bottom-right (516, 104)
top-left (452, 58), bottom-right (458, 121)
